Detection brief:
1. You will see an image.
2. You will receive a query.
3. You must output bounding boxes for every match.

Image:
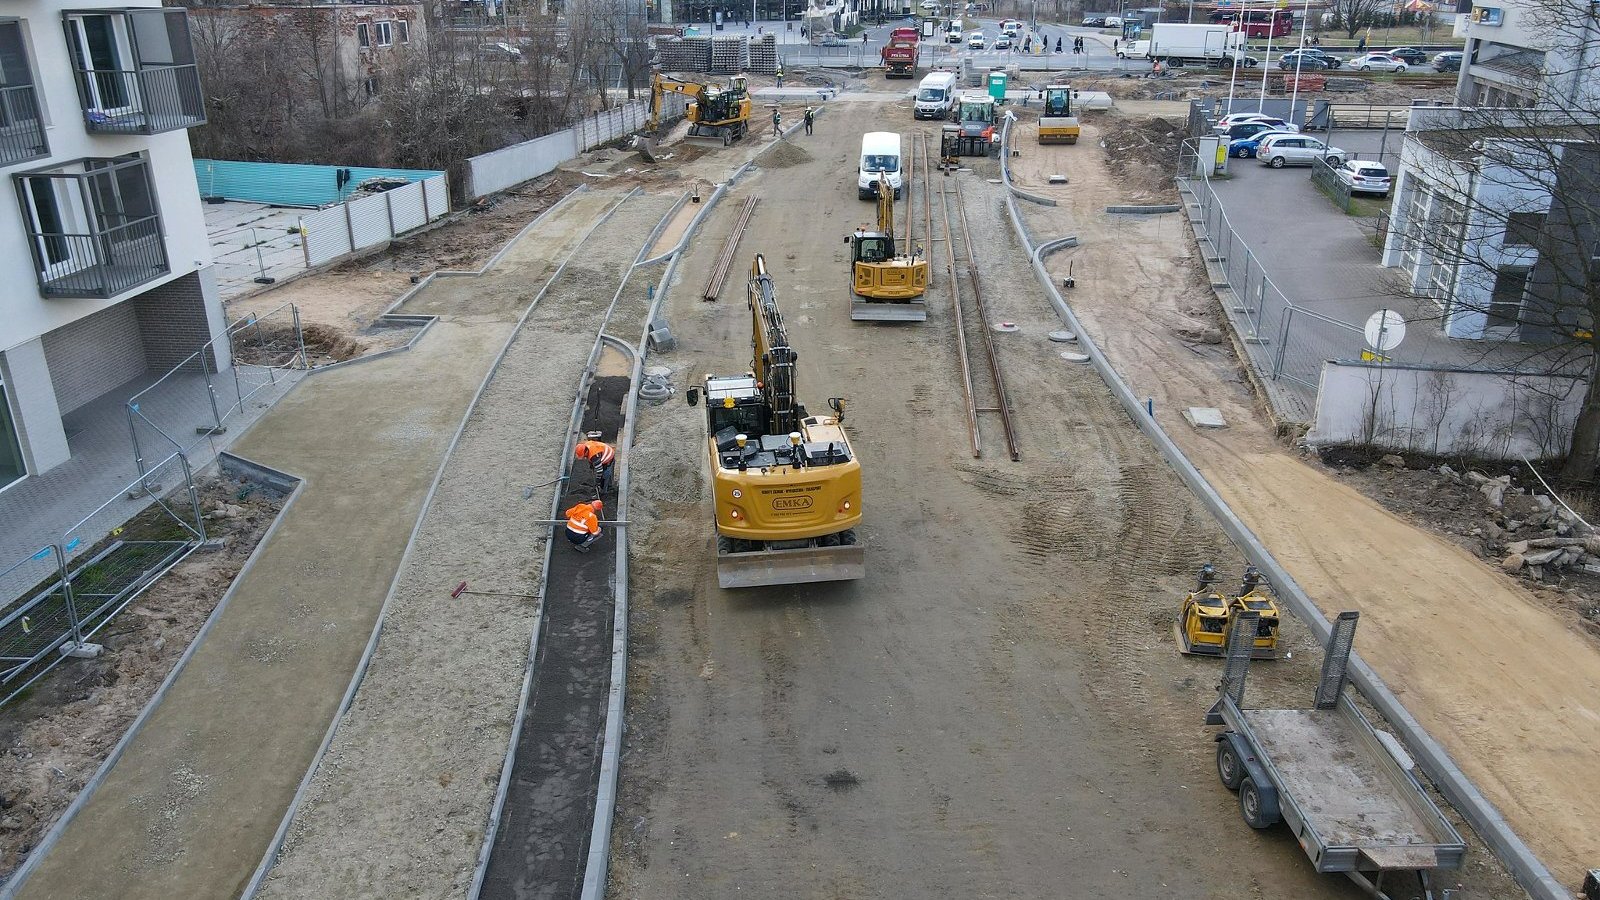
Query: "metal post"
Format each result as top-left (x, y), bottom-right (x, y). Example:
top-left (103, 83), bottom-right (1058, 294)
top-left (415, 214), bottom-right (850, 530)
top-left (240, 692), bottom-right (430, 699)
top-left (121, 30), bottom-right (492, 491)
top-left (56, 543), bottom-right (85, 648)
top-left (420, 178), bottom-right (431, 222)
top-left (293, 305), bottom-right (309, 370)
top-left (384, 190), bottom-right (397, 238)
top-left (180, 452), bottom-right (209, 543)
top-left (128, 403), bottom-right (148, 480)
top-left (202, 342), bottom-right (225, 434)
top-left (299, 217), bottom-right (310, 269)
top-left (344, 201), bottom-right (356, 252)
top-left (1274, 306), bottom-right (1293, 378)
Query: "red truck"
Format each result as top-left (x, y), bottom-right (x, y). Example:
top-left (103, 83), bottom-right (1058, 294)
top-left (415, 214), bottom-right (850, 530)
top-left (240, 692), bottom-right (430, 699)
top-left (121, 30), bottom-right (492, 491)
top-left (882, 27), bottom-right (921, 78)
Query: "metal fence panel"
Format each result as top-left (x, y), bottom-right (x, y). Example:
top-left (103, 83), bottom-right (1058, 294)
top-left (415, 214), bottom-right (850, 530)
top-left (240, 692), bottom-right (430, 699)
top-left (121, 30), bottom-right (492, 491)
top-left (388, 182), bottom-right (428, 233)
top-left (424, 175), bottom-right (449, 219)
top-left (346, 192), bottom-right (391, 251)
top-left (302, 206), bottom-right (353, 267)
top-left (0, 545), bottom-right (75, 693)
top-left (467, 130), bottom-right (579, 199)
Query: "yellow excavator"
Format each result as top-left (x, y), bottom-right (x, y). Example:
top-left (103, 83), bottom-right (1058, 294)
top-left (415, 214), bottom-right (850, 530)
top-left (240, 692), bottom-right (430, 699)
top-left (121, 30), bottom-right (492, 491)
top-left (648, 71), bottom-right (752, 146)
top-left (1176, 564), bottom-right (1281, 659)
top-left (845, 173), bottom-right (928, 322)
top-left (687, 254), bottom-right (865, 589)
top-left (1037, 83), bottom-right (1080, 144)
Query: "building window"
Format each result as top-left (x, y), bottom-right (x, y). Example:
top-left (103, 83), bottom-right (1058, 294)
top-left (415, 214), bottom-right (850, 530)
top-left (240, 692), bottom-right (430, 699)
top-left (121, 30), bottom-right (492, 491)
top-left (364, 75), bottom-right (380, 97)
top-left (374, 21), bottom-right (393, 47)
top-left (1487, 266), bottom-right (1530, 328)
top-left (0, 374), bottom-right (26, 489)
top-left (62, 8), bottom-right (205, 135)
top-left (1504, 211), bottom-right (1545, 249)
top-left (13, 154), bottom-right (170, 298)
top-left (397, 20), bottom-right (410, 43)
top-left (357, 23), bottom-right (370, 48)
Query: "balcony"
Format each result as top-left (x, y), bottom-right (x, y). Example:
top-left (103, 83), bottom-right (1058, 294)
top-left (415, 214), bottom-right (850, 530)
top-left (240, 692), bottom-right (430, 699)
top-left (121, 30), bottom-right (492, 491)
top-left (65, 9), bottom-right (206, 136)
top-left (0, 84), bottom-right (47, 166)
top-left (14, 157), bottom-right (170, 299)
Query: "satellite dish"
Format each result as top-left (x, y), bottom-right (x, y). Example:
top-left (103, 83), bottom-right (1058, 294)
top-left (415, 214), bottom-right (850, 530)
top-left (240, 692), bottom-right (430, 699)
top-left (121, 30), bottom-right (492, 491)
top-left (1364, 309), bottom-right (1407, 352)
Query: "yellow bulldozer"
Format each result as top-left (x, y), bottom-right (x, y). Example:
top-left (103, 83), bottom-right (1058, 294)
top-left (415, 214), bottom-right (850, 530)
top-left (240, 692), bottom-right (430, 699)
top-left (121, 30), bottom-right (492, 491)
top-left (1176, 564), bottom-right (1281, 659)
top-left (687, 254), bottom-right (865, 589)
top-left (648, 71), bottom-right (752, 145)
top-left (845, 173), bottom-right (928, 322)
top-left (1037, 83), bottom-right (1080, 145)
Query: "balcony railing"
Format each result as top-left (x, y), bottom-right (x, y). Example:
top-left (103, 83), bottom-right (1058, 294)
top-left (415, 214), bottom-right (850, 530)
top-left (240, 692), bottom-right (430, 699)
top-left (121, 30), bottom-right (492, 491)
top-left (28, 216), bottom-right (169, 298)
top-left (76, 64), bottom-right (206, 135)
top-left (0, 84), bottom-right (48, 165)
top-left (14, 158), bottom-right (171, 299)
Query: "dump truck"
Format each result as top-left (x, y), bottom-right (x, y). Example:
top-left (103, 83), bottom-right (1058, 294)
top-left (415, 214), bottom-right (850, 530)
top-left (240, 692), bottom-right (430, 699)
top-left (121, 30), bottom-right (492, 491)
top-left (882, 36), bottom-right (920, 77)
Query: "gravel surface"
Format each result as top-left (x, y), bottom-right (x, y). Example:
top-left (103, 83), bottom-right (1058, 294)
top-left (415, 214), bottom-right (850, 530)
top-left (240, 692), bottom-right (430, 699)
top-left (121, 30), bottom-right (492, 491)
top-left (254, 190), bottom-right (682, 899)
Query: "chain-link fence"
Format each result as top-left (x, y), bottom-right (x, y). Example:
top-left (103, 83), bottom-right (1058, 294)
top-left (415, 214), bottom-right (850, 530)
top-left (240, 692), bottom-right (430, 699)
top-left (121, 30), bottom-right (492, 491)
top-left (127, 301), bottom-right (306, 480)
top-left (0, 451), bottom-right (204, 706)
top-left (1184, 167), bottom-right (1408, 422)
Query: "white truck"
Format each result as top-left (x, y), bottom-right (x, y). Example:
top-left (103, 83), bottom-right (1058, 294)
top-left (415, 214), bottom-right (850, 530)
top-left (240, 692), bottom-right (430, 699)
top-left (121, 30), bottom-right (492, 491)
top-left (1116, 22), bottom-right (1245, 66)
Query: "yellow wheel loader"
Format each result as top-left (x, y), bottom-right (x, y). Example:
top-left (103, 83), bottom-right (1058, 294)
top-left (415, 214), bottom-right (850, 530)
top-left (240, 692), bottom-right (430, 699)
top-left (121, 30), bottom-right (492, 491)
top-left (1176, 564), bottom-right (1281, 659)
top-left (1037, 84), bottom-right (1080, 145)
top-left (687, 254), bottom-right (865, 589)
top-left (845, 173), bottom-right (928, 322)
top-left (649, 71), bottom-right (752, 146)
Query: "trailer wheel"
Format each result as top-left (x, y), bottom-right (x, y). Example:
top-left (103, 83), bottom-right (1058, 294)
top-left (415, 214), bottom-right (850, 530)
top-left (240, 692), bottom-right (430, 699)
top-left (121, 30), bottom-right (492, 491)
top-left (1216, 741), bottom-right (1245, 791)
top-left (1239, 777), bottom-right (1280, 829)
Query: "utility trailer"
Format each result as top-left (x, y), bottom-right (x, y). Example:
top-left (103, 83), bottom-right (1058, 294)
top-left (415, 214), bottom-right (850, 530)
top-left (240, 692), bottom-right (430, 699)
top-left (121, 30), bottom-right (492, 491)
top-left (1207, 611), bottom-right (1466, 899)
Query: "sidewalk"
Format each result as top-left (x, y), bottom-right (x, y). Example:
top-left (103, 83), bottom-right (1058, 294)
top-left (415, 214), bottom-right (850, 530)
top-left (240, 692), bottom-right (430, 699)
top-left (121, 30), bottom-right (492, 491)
top-left (9, 189), bottom-right (621, 900)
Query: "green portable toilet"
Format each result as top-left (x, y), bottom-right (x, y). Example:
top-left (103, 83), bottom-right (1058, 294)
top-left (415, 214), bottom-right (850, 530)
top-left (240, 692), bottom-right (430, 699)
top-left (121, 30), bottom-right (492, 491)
top-left (988, 70), bottom-right (1007, 103)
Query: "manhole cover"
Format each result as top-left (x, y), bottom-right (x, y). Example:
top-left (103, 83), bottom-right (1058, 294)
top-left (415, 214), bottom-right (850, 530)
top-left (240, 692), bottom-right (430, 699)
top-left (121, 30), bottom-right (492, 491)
top-left (1060, 352), bottom-right (1090, 362)
top-left (1047, 330), bottom-right (1077, 343)
top-left (992, 322), bottom-right (1019, 333)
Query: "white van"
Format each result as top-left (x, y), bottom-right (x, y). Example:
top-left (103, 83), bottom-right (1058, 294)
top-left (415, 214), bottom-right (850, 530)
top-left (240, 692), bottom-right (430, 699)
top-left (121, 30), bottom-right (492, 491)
top-left (914, 71), bottom-right (959, 119)
top-left (857, 132), bottom-right (904, 200)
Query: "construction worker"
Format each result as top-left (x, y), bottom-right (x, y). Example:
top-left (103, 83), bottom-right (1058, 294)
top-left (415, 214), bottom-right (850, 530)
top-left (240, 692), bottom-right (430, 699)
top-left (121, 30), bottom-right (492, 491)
top-left (574, 438), bottom-right (617, 494)
top-left (803, 106), bottom-right (814, 135)
top-left (565, 499), bottom-right (603, 552)
top-left (776, 66), bottom-right (784, 88)
top-left (772, 107), bottom-right (782, 136)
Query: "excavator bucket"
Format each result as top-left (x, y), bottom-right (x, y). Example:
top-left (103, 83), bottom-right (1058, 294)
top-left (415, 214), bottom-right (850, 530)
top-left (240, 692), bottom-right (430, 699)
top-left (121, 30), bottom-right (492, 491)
top-left (717, 543), bottom-right (866, 589)
top-left (851, 298), bottom-right (928, 322)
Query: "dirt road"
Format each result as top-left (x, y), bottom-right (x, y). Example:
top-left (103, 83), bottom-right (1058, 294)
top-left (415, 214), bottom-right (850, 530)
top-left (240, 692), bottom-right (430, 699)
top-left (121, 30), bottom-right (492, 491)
top-left (610, 100), bottom-right (1387, 899)
top-left (9, 191), bottom-right (621, 900)
top-left (1016, 117), bottom-right (1558, 892)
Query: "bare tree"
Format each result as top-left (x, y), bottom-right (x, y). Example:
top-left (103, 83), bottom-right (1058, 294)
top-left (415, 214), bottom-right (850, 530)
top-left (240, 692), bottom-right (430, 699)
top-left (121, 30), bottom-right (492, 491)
top-left (1383, 0), bottom-right (1600, 478)
top-left (1327, 0), bottom-right (1384, 39)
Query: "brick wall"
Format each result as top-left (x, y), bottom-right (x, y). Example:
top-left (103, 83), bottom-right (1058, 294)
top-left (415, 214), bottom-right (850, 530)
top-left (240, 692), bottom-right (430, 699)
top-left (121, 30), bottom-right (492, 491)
top-left (40, 304), bottom-right (147, 415)
top-left (132, 272), bottom-right (221, 372)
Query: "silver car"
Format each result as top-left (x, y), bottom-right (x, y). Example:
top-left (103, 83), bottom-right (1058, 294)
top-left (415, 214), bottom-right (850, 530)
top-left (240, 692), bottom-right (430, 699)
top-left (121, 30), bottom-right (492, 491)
top-left (1350, 52), bottom-right (1408, 72)
top-left (1334, 160), bottom-right (1392, 196)
top-left (1257, 134), bottom-right (1345, 168)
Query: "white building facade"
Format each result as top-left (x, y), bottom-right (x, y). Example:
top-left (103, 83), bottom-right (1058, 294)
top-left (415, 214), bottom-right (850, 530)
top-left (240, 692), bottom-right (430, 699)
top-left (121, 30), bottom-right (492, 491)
top-left (0, 1), bottom-right (221, 492)
top-left (1452, 0), bottom-right (1600, 109)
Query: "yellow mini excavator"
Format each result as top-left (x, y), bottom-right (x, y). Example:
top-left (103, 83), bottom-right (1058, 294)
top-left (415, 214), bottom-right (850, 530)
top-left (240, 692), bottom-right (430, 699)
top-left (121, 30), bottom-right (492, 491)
top-left (845, 173), bottom-right (929, 322)
top-left (648, 71), bottom-right (752, 145)
top-left (1176, 564), bottom-right (1281, 659)
top-left (687, 254), bottom-right (865, 589)
top-left (1037, 84), bottom-right (1080, 145)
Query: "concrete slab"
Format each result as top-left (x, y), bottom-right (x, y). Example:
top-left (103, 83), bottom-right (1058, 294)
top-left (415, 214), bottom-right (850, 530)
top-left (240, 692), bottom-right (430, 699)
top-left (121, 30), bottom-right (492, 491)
top-left (1184, 406), bottom-right (1227, 428)
top-left (204, 202), bottom-right (313, 302)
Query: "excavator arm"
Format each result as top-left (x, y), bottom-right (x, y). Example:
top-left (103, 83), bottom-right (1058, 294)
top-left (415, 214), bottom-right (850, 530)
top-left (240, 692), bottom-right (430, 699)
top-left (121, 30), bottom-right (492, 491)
top-left (748, 254), bottom-right (799, 435)
top-left (649, 72), bottom-right (705, 129)
top-left (876, 173), bottom-right (896, 245)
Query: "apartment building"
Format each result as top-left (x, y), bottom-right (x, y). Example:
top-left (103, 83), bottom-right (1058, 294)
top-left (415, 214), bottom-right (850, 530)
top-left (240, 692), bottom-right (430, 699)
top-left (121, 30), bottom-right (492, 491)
top-left (1452, 0), bottom-right (1600, 109)
top-left (0, 2), bottom-right (219, 492)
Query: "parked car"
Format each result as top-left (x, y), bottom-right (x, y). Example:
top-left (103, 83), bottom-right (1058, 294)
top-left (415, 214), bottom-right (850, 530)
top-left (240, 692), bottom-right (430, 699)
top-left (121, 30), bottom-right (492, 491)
top-left (1433, 50), bottom-right (1463, 72)
top-left (1334, 159), bottom-right (1392, 196)
top-left (1228, 128), bottom-right (1298, 157)
top-left (1082, 14), bottom-right (1106, 25)
top-left (1278, 51), bottom-right (1330, 71)
top-left (1281, 48), bottom-right (1342, 69)
top-left (1224, 120), bottom-right (1298, 141)
top-left (819, 33), bottom-right (849, 46)
top-left (1258, 133), bottom-right (1345, 167)
top-left (1228, 54), bottom-right (1260, 68)
top-left (1215, 112), bottom-right (1293, 131)
top-left (920, 0), bottom-right (941, 8)
top-left (967, 31), bottom-right (986, 48)
top-left (994, 35), bottom-right (1013, 49)
top-left (1386, 46), bottom-right (1428, 64)
top-left (477, 41), bottom-right (523, 60)
top-left (1351, 52), bottom-right (1408, 72)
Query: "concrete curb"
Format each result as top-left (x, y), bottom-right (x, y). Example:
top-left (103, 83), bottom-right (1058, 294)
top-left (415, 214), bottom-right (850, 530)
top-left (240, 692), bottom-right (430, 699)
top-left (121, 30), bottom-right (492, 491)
top-left (470, 191), bottom-right (683, 900)
top-left (1003, 194), bottom-right (1568, 900)
top-left (578, 171), bottom-right (742, 900)
top-left (998, 113), bottom-right (1059, 207)
top-left (0, 455), bottom-right (307, 900)
top-left (240, 188), bottom-right (641, 900)
top-left (1104, 204), bottom-right (1182, 214)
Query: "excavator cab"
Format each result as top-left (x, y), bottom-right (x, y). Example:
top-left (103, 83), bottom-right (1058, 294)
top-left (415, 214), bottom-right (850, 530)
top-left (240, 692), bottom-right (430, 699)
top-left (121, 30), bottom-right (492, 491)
top-left (1177, 564), bottom-right (1281, 659)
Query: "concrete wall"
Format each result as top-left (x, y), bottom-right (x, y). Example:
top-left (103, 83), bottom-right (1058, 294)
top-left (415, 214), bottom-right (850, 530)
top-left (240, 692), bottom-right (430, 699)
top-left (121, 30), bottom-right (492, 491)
top-left (41, 304), bottom-right (147, 415)
top-left (0, 340), bottom-right (70, 475)
top-left (1310, 360), bottom-right (1584, 458)
top-left (0, 1), bottom-right (213, 354)
top-left (464, 101), bottom-right (658, 199)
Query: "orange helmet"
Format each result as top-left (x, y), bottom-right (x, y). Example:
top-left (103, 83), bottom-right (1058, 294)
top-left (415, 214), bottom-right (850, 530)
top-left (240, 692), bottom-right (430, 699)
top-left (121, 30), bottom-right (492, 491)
top-left (592, 500), bottom-right (604, 512)
top-left (575, 443), bottom-right (593, 459)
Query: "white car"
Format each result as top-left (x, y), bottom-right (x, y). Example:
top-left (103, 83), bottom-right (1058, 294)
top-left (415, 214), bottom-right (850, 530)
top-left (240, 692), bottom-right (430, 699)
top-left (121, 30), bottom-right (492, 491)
top-left (1215, 112), bottom-right (1283, 130)
top-left (1257, 134), bottom-right (1345, 168)
top-left (1351, 52), bottom-right (1408, 72)
top-left (967, 31), bottom-right (986, 49)
top-left (920, 0), bottom-right (941, 8)
top-left (1334, 160), bottom-right (1392, 196)
top-left (994, 35), bottom-right (1013, 49)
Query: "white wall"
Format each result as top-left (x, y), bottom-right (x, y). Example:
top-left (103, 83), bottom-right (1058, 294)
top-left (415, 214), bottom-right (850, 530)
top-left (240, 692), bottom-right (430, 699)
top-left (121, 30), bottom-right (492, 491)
top-left (1310, 361), bottom-right (1584, 458)
top-left (0, 1), bottom-right (211, 355)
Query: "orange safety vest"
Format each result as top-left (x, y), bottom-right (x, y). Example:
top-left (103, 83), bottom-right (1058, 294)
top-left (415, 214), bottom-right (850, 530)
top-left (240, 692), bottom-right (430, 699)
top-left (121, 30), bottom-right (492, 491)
top-left (565, 502), bottom-right (600, 536)
top-left (576, 440), bottom-right (616, 465)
